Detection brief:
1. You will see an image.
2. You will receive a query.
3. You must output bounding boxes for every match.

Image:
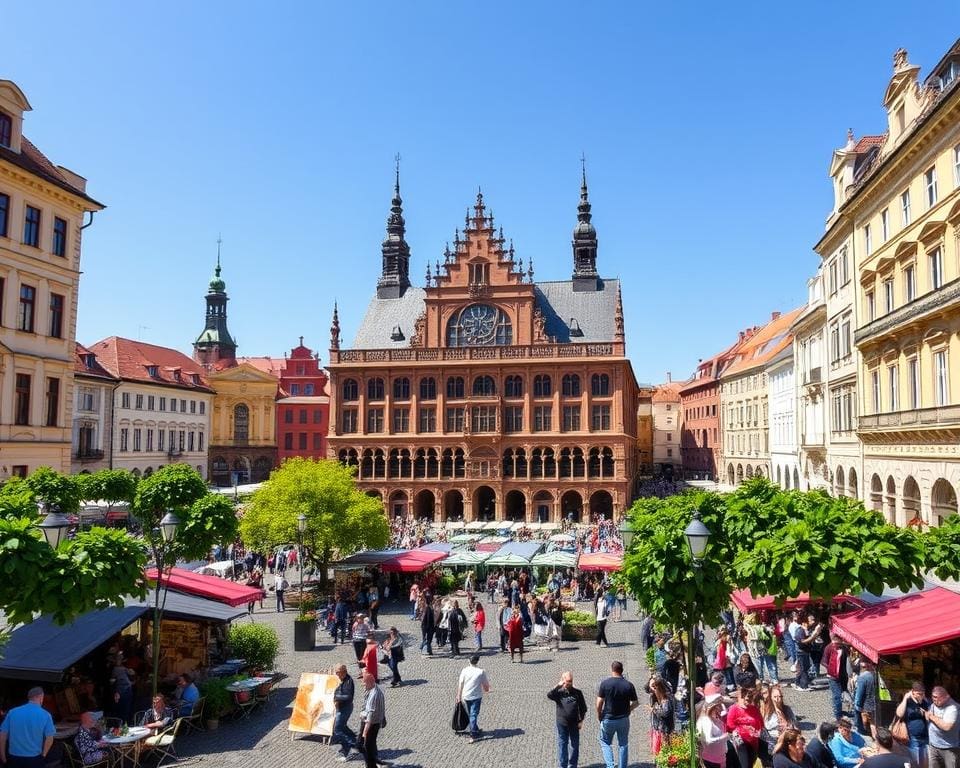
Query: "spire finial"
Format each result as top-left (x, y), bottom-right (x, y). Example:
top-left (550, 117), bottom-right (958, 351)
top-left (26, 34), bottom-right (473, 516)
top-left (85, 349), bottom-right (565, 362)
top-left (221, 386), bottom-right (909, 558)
top-left (216, 233), bottom-right (222, 275)
top-left (528, 258), bottom-right (535, 282)
top-left (394, 152), bottom-right (401, 195)
top-left (580, 152), bottom-right (587, 189)
top-left (614, 282), bottom-right (625, 342)
top-left (330, 302), bottom-right (341, 351)
top-left (425, 262), bottom-right (431, 285)
top-left (435, 259), bottom-right (441, 283)
top-left (299, 335), bottom-right (304, 347)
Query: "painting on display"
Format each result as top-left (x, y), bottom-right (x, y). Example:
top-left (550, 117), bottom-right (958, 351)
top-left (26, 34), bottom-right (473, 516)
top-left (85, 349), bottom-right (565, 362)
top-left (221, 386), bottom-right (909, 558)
top-left (288, 672), bottom-right (338, 737)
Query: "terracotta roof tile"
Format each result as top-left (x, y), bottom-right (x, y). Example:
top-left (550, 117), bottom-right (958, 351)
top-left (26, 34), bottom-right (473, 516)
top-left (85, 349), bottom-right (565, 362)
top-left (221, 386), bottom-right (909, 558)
top-left (721, 308), bottom-right (803, 378)
top-left (0, 137), bottom-right (104, 208)
top-left (88, 336), bottom-right (213, 393)
top-left (236, 356), bottom-right (284, 377)
top-left (854, 134), bottom-right (886, 153)
top-left (74, 342), bottom-right (118, 381)
top-left (652, 381), bottom-right (684, 403)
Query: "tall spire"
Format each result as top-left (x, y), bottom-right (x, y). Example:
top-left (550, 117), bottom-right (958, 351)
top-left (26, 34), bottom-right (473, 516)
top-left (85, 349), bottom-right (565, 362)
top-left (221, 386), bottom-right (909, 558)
top-left (614, 282), bottom-right (625, 342)
top-left (377, 154), bottom-right (412, 299)
top-left (572, 154), bottom-right (600, 292)
top-left (193, 239), bottom-right (237, 369)
top-left (329, 302), bottom-right (341, 351)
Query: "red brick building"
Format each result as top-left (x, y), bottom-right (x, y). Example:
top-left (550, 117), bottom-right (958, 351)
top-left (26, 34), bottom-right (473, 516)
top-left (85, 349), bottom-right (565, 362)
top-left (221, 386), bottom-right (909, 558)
top-left (276, 338), bottom-right (330, 462)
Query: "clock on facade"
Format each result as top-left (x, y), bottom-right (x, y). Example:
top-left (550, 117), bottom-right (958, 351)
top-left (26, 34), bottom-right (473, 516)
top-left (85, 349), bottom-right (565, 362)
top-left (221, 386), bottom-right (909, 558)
top-left (447, 304), bottom-right (512, 346)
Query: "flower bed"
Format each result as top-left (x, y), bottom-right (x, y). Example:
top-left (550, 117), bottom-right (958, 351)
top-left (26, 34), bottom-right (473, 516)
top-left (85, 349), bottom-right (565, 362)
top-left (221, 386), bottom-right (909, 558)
top-left (561, 610), bottom-right (597, 641)
top-left (655, 731), bottom-right (693, 768)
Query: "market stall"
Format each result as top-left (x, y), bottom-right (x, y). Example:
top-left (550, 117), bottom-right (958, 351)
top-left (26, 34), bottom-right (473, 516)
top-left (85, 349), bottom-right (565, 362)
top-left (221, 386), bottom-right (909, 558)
top-left (486, 540), bottom-right (542, 567)
top-left (531, 551), bottom-right (578, 569)
top-left (145, 567), bottom-right (263, 606)
top-left (379, 547), bottom-right (449, 573)
top-left (577, 552), bottom-right (623, 572)
top-left (444, 550), bottom-right (492, 567)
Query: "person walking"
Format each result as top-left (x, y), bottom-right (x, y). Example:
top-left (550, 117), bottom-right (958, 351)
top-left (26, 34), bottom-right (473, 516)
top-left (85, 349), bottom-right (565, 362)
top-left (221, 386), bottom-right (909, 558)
top-left (351, 613), bottom-right (372, 676)
top-left (449, 600), bottom-right (467, 657)
top-left (0, 687), bottom-right (55, 768)
top-left (384, 627), bottom-right (404, 688)
top-left (275, 571), bottom-right (289, 612)
top-left (548, 672), bottom-right (587, 768)
top-left (926, 686), bottom-right (959, 768)
top-left (896, 682), bottom-right (930, 768)
top-left (456, 655), bottom-right (491, 744)
top-left (472, 603), bottom-right (485, 651)
top-left (408, 581), bottom-right (420, 619)
top-left (420, 596), bottom-right (435, 655)
top-left (794, 614), bottom-right (819, 691)
top-left (823, 634), bottom-right (849, 721)
top-left (853, 661), bottom-right (876, 735)
top-left (498, 597), bottom-right (512, 653)
top-left (595, 594), bottom-right (610, 647)
top-left (547, 598), bottom-right (564, 653)
top-left (359, 673), bottom-right (386, 768)
top-left (595, 661), bottom-right (639, 768)
top-left (697, 694), bottom-right (730, 768)
top-left (506, 606), bottom-right (525, 663)
top-left (332, 664), bottom-right (359, 762)
top-left (362, 636), bottom-right (379, 683)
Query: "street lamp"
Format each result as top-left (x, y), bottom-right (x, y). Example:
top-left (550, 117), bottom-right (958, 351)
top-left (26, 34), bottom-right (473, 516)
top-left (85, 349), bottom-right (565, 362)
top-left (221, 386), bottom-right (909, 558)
top-left (150, 510), bottom-right (179, 697)
top-left (159, 510), bottom-right (180, 543)
top-left (683, 509), bottom-right (711, 768)
top-left (38, 502), bottom-right (71, 550)
top-left (618, 518), bottom-right (635, 551)
top-left (297, 514), bottom-right (307, 608)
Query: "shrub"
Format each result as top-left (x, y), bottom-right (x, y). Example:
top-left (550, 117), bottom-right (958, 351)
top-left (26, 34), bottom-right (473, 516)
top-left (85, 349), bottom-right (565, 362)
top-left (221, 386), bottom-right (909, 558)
top-left (655, 731), bottom-right (693, 768)
top-left (563, 610), bottom-right (597, 627)
top-left (646, 646), bottom-right (657, 670)
top-left (199, 675), bottom-right (243, 718)
top-left (227, 623), bottom-right (279, 671)
top-left (435, 574), bottom-right (457, 595)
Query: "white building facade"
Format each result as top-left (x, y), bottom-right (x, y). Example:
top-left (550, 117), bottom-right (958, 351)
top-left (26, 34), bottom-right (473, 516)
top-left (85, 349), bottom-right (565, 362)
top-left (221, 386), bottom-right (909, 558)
top-left (793, 271), bottom-right (829, 491)
top-left (767, 346), bottom-right (800, 490)
top-left (70, 344), bottom-right (117, 474)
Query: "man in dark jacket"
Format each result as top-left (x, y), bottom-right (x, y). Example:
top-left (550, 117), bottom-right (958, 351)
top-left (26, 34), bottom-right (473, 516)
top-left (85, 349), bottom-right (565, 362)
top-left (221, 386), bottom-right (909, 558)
top-left (332, 664), bottom-right (358, 760)
top-left (420, 599), bottom-right (435, 655)
top-left (548, 671), bottom-right (588, 768)
top-left (334, 595), bottom-right (350, 645)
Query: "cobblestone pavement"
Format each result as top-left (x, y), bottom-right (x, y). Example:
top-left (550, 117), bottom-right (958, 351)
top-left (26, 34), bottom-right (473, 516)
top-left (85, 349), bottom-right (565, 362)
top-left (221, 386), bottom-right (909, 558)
top-left (177, 597), bottom-right (841, 768)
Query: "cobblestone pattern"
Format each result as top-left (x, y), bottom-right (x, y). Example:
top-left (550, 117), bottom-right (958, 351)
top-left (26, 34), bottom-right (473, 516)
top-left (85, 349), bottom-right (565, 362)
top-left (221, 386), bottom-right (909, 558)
top-left (177, 598), bottom-right (841, 768)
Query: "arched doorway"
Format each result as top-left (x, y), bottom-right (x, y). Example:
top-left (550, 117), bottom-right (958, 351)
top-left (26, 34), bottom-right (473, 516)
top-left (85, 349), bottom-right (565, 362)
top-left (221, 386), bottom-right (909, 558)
top-left (561, 490), bottom-right (583, 523)
top-left (389, 490), bottom-right (408, 519)
top-left (931, 479), bottom-right (958, 527)
top-left (252, 456), bottom-right (272, 482)
top-left (505, 490), bottom-right (526, 521)
top-left (736, 464), bottom-right (744, 484)
top-left (474, 486), bottom-right (496, 521)
top-left (784, 466), bottom-right (791, 490)
top-left (745, 465), bottom-right (754, 480)
top-left (232, 456), bottom-right (250, 485)
top-left (792, 467), bottom-right (800, 491)
top-left (835, 467), bottom-right (845, 497)
top-left (776, 466), bottom-right (782, 487)
top-left (885, 476), bottom-right (897, 524)
top-left (755, 466), bottom-right (764, 479)
top-left (414, 489), bottom-right (435, 521)
top-left (848, 468), bottom-right (858, 499)
top-left (727, 464), bottom-right (735, 485)
top-left (143, 467), bottom-right (153, 478)
top-left (533, 491), bottom-right (553, 523)
top-left (590, 490), bottom-right (614, 520)
top-left (870, 474), bottom-right (883, 512)
top-left (443, 490), bottom-right (464, 521)
top-left (902, 476), bottom-right (921, 525)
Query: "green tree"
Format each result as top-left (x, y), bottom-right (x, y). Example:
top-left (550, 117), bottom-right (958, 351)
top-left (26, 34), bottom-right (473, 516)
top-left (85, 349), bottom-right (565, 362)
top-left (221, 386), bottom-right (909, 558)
top-left (26, 467), bottom-right (82, 514)
top-left (0, 478), bottom-right (38, 519)
top-left (241, 458), bottom-right (389, 581)
top-left (77, 469), bottom-right (138, 514)
top-left (178, 494), bottom-right (239, 562)
top-left (923, 514), bottom-right (960, 580)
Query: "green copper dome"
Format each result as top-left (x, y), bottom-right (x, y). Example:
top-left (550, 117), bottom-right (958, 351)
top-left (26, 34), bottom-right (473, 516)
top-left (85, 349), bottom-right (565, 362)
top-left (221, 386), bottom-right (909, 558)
top-left (209, 263), bottom-right (226, 293)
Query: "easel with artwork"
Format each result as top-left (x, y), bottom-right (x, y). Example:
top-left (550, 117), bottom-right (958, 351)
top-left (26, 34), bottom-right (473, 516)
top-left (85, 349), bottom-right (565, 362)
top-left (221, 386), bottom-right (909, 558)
top-left (288, 672), bottom-right (338, 744)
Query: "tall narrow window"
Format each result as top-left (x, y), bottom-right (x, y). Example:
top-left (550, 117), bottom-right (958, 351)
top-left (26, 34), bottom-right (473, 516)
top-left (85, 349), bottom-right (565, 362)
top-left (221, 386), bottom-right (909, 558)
top-left (935, 351), bottom-right (949, 406)
top-left (930, 247), bottom-right (944, 290)
top-left (864, 224), bottom-right (872, 255)
top-left (908, 357), bottom-right (920, 409)
top-left (52, 217), bottom-right (67, 257)
top-left (925, 166), bottom-right (938, 208)
top-left (18, 284), bottom-right (35, 332)
top-left (15, 373), bottom-right (30, 425)
top-left (866, 291), bottom-right (876, 322)
top-left (901, 189), bottom-right (912, 226)
top-left (0, 112), bottom-right (11, 148)
top-left (884, 279), bottom-right (895, 314)
top-left (23, 206), bottom-right (40, 247)
top-left (871, 370), bottom-right (881, 413)
top-left (888, 365), bottom-right (899, 412)
top-left (881, 208), bottom-right (889, 241)
top-left (49, 293), bottom-right (64, 338)
top-left (0, 193), bottom-right (8, 238)
top-left (233, 404), bottom-right (249, 441)
top-left (954, 144), bottom-right (960, 187)
top-left (45, 378), bottom-right (59, 426)
top-left (904, 265), bottom-right (916, 303)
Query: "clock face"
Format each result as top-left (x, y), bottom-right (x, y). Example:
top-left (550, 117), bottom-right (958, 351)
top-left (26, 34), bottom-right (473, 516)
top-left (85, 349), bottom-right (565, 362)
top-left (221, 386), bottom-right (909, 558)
top-left (460, 304), bottom-right (498, 346)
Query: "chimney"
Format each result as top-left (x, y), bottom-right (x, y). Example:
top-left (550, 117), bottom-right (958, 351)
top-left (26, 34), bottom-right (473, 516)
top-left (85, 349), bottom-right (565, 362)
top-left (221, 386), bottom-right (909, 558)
top-left (771, 311), bottom-right (781, 321)
top-left (666, 372), bottom-right (672, 383)
top-left (739, 331), bottom-right (745, 342)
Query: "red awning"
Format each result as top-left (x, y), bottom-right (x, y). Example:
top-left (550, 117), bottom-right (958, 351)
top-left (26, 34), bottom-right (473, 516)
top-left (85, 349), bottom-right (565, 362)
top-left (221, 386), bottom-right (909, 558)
top-left (145, 567), bottom-right (262, 607)
top-left (730, 589), bottom-right (868, 613)
top-left (830, 587), bottom-right (960, 663)
top-left (380, 549), bottom-right (448, 573)
top-left (577, 552), bottom-right (623, 572)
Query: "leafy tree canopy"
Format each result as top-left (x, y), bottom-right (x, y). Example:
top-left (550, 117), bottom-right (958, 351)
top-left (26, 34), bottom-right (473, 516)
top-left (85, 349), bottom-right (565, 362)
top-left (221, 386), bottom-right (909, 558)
top-left (623, 478), bottom-right (937, 629)
top-left (241, 458), bottom-right (389, 571)
top-left (178, 493), bottom-right (239, 562)
top-left (77, 469), bottom-right (138, 510)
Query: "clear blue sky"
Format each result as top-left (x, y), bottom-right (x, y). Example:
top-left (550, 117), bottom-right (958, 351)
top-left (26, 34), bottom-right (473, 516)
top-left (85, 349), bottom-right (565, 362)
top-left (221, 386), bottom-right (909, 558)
top-left (6, 3), bottom-right (959, 384)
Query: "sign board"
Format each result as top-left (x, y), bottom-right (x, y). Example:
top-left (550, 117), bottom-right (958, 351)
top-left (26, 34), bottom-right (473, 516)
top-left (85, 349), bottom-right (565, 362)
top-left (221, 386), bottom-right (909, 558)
top-left (288, 672), bottom-right (338, 737)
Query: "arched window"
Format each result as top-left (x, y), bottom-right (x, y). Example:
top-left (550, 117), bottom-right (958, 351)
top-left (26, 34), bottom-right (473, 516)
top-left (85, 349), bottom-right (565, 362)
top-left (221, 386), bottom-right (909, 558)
top-left (419, 377), bottom-right (437, 400)
top-left (367, 378), bottom-right (384, 401)
top-left (446, 304), bottom-right (513, 347)
top-left (561, 374), bottom-right (581, 397)
top-left (342, 379), bottom-right (359, 401)
top-left (504, 375), bottom-right (524, 398)
top-left (591, 373), bottom-right (610, 396)
top-left (233, 404), bottom-right (249, 441)
top-left (446, 376), bottom-right (464, 399)
top-left (502, 449), bottom-right (514, 478)
top-left (533, 375), bottom-right (552, 398)
top-left (473, 375), bottom-right (496, 397)
top-left (393, 377), bottom-right (410, 400)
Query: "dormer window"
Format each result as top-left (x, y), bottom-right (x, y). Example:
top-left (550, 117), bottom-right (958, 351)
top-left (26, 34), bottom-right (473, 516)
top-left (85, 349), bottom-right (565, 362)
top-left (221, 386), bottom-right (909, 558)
top-left (940, 60), bottom-right (960, 90)
top-left (191, 373), bottom-right (200, 385)
top-left (0, 112), bottom-right (11, 148)
top-left (83, 354), bottom-right (96, 370)
top-left (146, 365), bottom-right (159, 377)
top-left (172, 368), bottom-right (181, 382)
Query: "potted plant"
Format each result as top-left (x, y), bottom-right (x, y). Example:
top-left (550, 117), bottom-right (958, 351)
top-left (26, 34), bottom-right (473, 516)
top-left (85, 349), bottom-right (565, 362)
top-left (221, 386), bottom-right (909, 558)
top-left (227, 623), bottom-right (280, 672)
top-left (198, 676), bottom-right (237, 730)
top-left (561, 610), bottom-right (597, 641)
top-left (293, 596), bottom-right (317, 652)
top-left (655, 731), bottom-right (693, 768)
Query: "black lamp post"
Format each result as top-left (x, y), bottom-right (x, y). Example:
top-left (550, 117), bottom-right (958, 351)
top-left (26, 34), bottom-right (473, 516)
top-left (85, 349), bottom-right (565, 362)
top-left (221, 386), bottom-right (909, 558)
top-left (150, 509), bottom-right (180, 697)
top-left (297, 513), bottom-right (307, 604)
top-left (683, 509), bottom-right (711, 768)
top-left (37, 501), bottom-right (71, 550)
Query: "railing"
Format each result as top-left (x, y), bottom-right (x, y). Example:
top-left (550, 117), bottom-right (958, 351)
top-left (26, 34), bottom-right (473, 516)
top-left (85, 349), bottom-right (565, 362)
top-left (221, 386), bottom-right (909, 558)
top-left (804, 367), bottom-right (822, 385)
top-left (167, 448), bottom-right (183, 457)
top-left (859, 404), bottom-right (960, 429)
top-left (331, 342), bottom-right (620, 364)
top-left (855, 278), bottom-right (960, 344)
top-left (800, 432), bottom-right (825, 448)
top-left (75, 449), bottom-right (104, 461)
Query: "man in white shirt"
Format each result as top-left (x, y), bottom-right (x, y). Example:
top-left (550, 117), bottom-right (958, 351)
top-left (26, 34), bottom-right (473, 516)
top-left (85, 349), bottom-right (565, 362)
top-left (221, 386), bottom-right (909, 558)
top-left (456, 655), bottom-right (491, 744)
top-left (926, 686), bottom-right (959, 768)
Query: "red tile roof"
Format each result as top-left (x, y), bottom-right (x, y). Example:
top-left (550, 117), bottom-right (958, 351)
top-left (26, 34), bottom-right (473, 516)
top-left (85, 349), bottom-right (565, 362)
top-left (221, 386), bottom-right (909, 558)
top-left (88, 337), bottom-right (213, 392)
top-left (854, 134), bottom-right (886, 153)
top-left (721, 308), bottom-right (803, 378)
top-left (652, 381), bottom-right (684, 403)
top-left (0, 138), bottom-right (104, 208)
top-left (74, 342), bottom-right (118, 381)
top-left (236, 356), bottom-right (284, 378)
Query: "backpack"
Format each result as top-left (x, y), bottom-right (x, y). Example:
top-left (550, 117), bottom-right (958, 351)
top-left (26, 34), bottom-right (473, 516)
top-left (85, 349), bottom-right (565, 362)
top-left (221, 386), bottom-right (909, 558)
top-left (827, 646), bottom-right (842, 679)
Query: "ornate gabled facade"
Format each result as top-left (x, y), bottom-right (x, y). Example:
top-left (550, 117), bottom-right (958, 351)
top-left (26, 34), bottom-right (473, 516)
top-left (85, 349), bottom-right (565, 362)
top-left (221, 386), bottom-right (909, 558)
top-left (276, 338), bottom-right (330, 463)
top-left (327, 174), bottom-right (639, 522)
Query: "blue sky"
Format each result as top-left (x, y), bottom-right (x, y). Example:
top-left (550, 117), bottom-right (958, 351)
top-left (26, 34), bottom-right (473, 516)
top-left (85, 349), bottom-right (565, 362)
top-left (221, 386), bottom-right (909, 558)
top-left (5, 3), bottom-right (960, 383)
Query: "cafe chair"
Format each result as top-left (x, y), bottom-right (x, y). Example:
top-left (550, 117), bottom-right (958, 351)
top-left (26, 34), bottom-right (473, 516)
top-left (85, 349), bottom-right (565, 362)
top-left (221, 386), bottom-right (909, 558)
top-left (133, 710), bottom-right (152, 728)
top-left (180, 696), bottom-right (205, 735)
top-left (144, 718), bottom-right (182, 768)
top-left (64, 742), bottom-right (109, 768)
top-left (232, 689), bottom-right (257, 719)
top-left (254, 680), bottom-right (279, 707)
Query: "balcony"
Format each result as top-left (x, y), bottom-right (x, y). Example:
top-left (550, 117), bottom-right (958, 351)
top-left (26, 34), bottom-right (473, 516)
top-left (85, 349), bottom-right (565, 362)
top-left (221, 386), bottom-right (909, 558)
top-left (800, 432), bottom-right (825, 449)
top-left (75, 449), bottom-right (104, 462)
top-left (855, 278), bottom-right (960, 345)
top-left (859, 404), bottom-right (960, 431)
top-left (330, 342), bottom-right (620, 365)
top-left (803, 367), bottom-right (822, 385)
top-left (167, 448), bottom-right (183, 457)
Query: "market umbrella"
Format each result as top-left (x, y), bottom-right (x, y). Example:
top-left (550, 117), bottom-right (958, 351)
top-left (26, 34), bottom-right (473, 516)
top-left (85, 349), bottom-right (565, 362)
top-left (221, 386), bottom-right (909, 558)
top-left (486, 552), bottom-right (533, 567)
top-left (444, 551), bottom-right (492, 567)
top-left (450, 533), bottom-right (482, 544)
top-left (531, 551), bottom-right (578, 568)
top-left (549, 533), bottom-right (575, 543)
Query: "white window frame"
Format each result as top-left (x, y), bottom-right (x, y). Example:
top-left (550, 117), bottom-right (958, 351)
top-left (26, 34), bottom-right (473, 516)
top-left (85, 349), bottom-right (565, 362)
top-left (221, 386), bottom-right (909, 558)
top-left (884, 279), bottom-right (895, 314)
top-left (872, 370), bottom-right (881, 413)
top-left (864, 224), bottom-right (872, 255)
top-left (881, 208), bottom-right (890, 241)
top-left (908, 356), bottom-right (920, 409)
top-left (888, 365), bottom-right (899, 412)
top-left (954, 144), bottom-right (960, 188)
top-left (925, 166), bottom-right (938, 208)
top-left (901, 189), bottom-right (912, 226)
top-left (905, 264), bottom-right (916, 303)
top-left (930, 247), bottom-right (944, 290)
top-left (935, 350), bottom-right (949, 407)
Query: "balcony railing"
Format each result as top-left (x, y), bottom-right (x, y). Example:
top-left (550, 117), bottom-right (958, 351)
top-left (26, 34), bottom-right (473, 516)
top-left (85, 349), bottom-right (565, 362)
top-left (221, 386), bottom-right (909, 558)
top-left (167, 447), bottom-right (183, 457)
top-left (859, 404), bottom-right (960, 430)
top-left (800, 432), bottom-right (825, 448)
top-left (855, 278), bottom-right (960, 345)
top-left (75, 449), bottom-right (104, 462)
top-left (331, 342), bottom-right (620, 365)
top-left (804, 367), bottom-right (822, 385)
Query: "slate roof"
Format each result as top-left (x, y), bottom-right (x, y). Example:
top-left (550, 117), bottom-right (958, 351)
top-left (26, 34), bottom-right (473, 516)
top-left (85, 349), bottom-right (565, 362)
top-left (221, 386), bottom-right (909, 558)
top-left (0, 138), bottom-right (104, 208)
top-left (88, 336), bottom-right (214, 393)
top-left (350, 279), bottom-right (620, 349)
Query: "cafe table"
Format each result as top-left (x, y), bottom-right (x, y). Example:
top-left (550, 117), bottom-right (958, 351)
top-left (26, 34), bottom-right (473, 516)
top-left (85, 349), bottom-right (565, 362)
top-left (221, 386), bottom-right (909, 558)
top-left (225, 675), bottom-right (274, 692)
top-left (100, 726), bottom-right (151, 768)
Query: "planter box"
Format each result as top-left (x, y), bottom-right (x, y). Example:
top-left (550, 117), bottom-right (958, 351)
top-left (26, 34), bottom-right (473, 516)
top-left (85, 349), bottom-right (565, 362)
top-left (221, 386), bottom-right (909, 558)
top-left (562, 623), bottom-right (597, 641)
top-left (294, 620), bottom-right (315, 651)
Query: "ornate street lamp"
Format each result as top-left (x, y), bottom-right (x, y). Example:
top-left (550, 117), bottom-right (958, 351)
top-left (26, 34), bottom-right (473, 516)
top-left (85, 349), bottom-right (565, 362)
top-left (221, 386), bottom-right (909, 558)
top-left (38, 502), bottom-right (71, 550)
top-left (159, 510), bottom-right (180, 543)
top-left (618, 518), bottom-right (635, 551)
top-left (683, 509), bottom-right (711, 768)
top-left (150, 510), bottom-right (179, 697)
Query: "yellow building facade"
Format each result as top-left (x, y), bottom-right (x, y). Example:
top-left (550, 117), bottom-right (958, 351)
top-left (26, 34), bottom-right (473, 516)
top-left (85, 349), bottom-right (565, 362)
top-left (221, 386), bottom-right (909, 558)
top-left (0, 80), bottom-right (103, 478)
top-left (851, 43), bottom-right (960, 526)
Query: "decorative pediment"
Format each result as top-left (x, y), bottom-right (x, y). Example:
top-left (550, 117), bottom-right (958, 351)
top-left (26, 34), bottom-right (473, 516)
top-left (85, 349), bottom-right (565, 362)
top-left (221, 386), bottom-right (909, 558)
top-left (209, 362), bottom-right (277, 385)
top-left (883, 49), bottom-right (921, 107)
top-left (917, 220), bottom-right (947, 246)
top-left (894, 240), bottom-right (919, 261)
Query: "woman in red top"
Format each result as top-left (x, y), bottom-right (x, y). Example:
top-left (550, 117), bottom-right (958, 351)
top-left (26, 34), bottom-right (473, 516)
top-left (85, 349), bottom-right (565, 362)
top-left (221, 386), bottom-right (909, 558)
top-left (726, 687), bottom-right (765, 768)
top-left (472, 603), bottom-right (486, 651)
top-left (505, 606), bottom-right (525, 663)
top-left (362, 636), bottom-right (379, 681)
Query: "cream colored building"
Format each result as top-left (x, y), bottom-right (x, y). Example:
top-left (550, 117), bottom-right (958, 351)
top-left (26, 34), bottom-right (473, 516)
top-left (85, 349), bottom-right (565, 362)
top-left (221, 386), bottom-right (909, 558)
top-left (0, 80), bottom-right (103, 478)
top-left (846, 42), bottom-right (960, 526)
top-left (70, 343), bottom-right (117, 474)
top-left (652, 380), bottom-right (682, 477)
top-left (792, 271), bottom-right (829, 491)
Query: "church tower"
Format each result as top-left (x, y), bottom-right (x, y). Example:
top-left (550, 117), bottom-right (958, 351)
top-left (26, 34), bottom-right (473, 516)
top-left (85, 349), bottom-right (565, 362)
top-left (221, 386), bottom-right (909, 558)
top-left (571, 161), bottom-right (600, 291)
top-left (193, 247), bottom-right (237, 369)
top-left (376, 158), bottom-right (412, 299)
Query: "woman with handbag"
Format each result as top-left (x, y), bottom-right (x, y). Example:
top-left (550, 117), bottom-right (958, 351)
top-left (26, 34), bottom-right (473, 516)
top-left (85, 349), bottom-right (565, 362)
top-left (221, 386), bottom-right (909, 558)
top-left (383, 627), bottom-right (404, 688)
top-left (895, 682), bottom-right (930, 768)
top-left (727, 687), bottom-right (766, 768)
top-left (698, 694), bottom-right (731, 768)
top-left (647, 676), bottom-right (675, 755)
top-left (449, 600), bottom-right (467, 657)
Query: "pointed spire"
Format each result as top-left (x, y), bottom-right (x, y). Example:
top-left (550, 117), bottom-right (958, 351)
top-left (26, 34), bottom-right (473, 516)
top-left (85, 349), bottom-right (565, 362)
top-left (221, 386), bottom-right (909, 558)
top-left (194, 237), bottom-right (236, 368)
top-left (377, 155), bottom-right (412, 299)
top-left (508, 238), bottom-right (515, 262)
top-left (330, 302), bottom-right (341, 351)
top-left (425, 262), bottom-right (432, 286)
top-left (572, 154), bottom-right (600, 291)
top-left (517, 256), bottom-right (524, 281)
top-left (528, 258), bottom-right (534, 282)
top-left (435, 259), bottom-right (441, 284)
top-left (472, 188), bottom-right (486, 229)
top-left (444, 242), bottom-right (451, 263)
top-left (614, 283), bottom-right (625, 342)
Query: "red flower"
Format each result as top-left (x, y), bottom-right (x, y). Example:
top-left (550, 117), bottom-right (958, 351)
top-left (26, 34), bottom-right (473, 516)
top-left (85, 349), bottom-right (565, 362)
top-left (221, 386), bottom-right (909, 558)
top-left (668, 755), bottom-right (678, 765)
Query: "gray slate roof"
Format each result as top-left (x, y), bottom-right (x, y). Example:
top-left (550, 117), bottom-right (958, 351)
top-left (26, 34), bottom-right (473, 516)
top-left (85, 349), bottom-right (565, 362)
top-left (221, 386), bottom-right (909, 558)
top-left (350, 279), bottom-right (619, 349)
